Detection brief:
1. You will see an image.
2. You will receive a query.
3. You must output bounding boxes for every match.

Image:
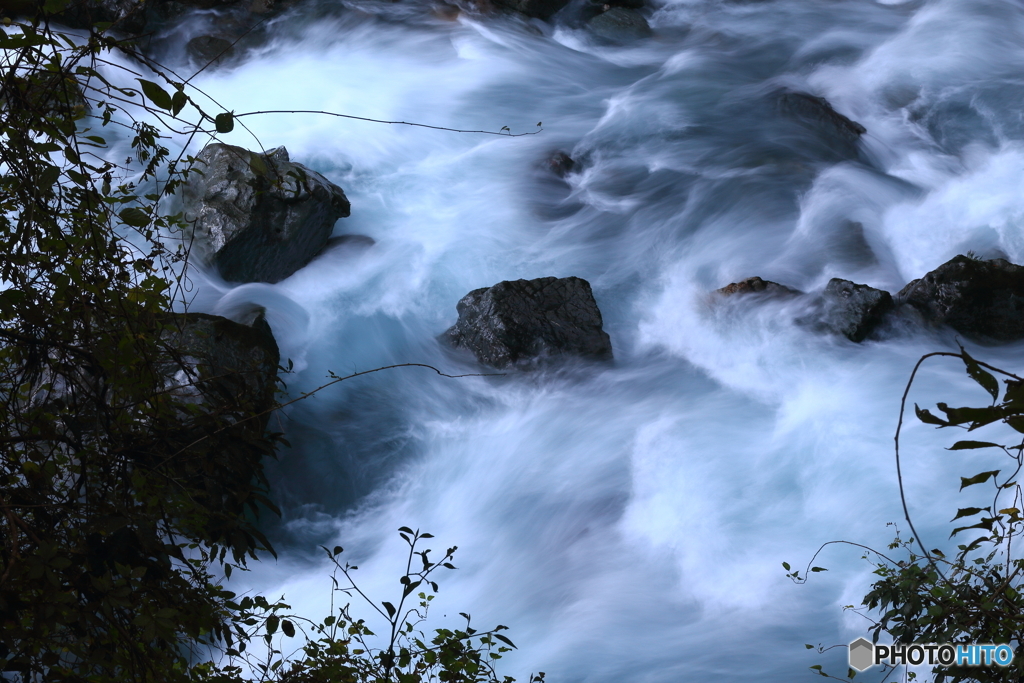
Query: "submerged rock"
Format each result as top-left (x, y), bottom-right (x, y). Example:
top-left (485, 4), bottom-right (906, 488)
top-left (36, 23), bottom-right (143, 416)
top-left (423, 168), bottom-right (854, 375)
top-left (586, 6), bottom-right (652, 42)
top-left (818, 278), bottom-right (894, 342)
top-left (182, 143), bottom-right (350, 284)
top-left (546, 150), bottom-right (577, 177)
top-left (491, 0), bottom-right (570, 19)
top-left (898, 255), bottom-right (1024, 342)
top-left (442, 276), bottom-right (613, 369)
top-left (187, 34), bottom-right (237, 65)
top-left (776, 91), bottom-right (866, 142)
top-left (715, 276), bottom-right (801, 298)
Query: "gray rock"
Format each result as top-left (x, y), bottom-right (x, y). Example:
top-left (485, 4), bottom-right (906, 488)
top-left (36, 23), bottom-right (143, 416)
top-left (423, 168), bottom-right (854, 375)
top-left (715, 276), bottom-right (801, 298)
top-left (586, 7), bottom-right (652, 42)
top-left (183, 143), bottom-right (350, 283)
top-left (819, 278), bottom-right (894, 342)
top-left (442, 276), bottom-right (613, 369)
top-left (898, 255), bottom-right (1024, 342)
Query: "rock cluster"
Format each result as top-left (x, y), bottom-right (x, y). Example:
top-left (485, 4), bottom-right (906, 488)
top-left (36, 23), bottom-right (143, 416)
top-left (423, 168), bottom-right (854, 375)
top-left (715, 255), bottom-right (1024, 344)
top-left (442, 276), bottom-right (613, 369)
top-left (182, 143), bottom-right (350, 284)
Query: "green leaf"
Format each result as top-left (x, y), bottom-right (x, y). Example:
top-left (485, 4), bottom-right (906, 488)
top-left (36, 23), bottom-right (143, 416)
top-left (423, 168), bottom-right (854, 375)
top-left (960, 470), bottom-right (1000, 491)
top-left (951, 518), bottom-right (998, 538)
top-left (215, 112), bottom-right (234, 134)
top-left (810, 566), bottom-right (827, 573)
top-left (281, 619), bottom-right (295, 637)
top-left (948, 440), bottom-right (1002, 450)
top-left (951, 507), bottom-right (987, 521)
top-left (782, 562), bottom-right (791, 571)
top-left (961, 346), bottom-right (1000, 402)
top-left (39, 165), bottom-right (60, 188)
top-left (493, 633), bottom-right (516, 648)
top-left (119, 207), bottom-right (149, 227)
top-left (43, 0), bottom-right (70, 13)
top-left (137, 79), bottom-right (173, 111)
top-left (266, 615), bottom-right (279, 635)
top-left (249, 153), bottom-right (268, 178)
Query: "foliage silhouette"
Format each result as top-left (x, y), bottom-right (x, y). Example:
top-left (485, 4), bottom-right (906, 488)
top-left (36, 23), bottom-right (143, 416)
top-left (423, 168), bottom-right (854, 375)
top-left (0, 3), bottom-right (531, 682)
top-left (788, 344), bottom-right (1024, 683)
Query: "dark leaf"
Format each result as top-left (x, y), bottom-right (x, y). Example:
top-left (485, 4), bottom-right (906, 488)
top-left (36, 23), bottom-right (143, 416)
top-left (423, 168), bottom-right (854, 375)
top-left (137, 79), bottom-right (173, 111)
top-left (171, 90), bottom-right (188, 117)
top-left (948, 440), bottom-right (1002, 450)
top-left (960, 471), bottom-right (1000, 491)
top-left (951, 507), bottom-right (987, 521)
top-left (119, 207), bottom-right (149, 227)
top-left (915, 404), bottom-right (949, 426)
top-left (215, 112), bottom-right (234, 133)
top-left (961, 346), bottom-right (1000, 402)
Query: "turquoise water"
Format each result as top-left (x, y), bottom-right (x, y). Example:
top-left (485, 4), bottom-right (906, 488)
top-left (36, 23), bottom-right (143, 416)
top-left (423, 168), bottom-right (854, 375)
top-left (156, 0), bottom-right (1024, 679)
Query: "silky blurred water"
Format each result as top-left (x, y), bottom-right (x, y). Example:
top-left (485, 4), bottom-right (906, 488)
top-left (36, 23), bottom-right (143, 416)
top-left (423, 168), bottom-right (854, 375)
top-left (156, 0), bottom-right (1024, 679)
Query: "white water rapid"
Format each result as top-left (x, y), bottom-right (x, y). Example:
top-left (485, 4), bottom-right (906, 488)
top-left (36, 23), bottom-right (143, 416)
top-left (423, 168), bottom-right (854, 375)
top-left (154, 0), bottom-right (1024, 679)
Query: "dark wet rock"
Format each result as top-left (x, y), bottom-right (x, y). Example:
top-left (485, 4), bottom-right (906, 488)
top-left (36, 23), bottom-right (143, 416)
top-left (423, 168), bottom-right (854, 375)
top-left (586, 6), bottom-right (652, 42)
top-left (546, 151), bottom-right (576, 177)
top-left (898, 255), bottom-right (1024, 342)
top-left (28, 313), bottom-right (279, 439)
top-left (182, 143), bottom-right (350, 284)
top-left (442, 276), bottom-right (613, 369)
top-left (52, 0), bottom-right (147, 34)
top-left (187, 34), bottom-right (237, 65)
top-left (818, 278), bottom-right (894, 342)
top-left (159, 312), bottom-right (280, 419)
top-left (715, 276), bottom-right (801, 298)
top-left (325, 234), bottom-right (375, 249)
top-left (776, 91), bottom-right (866, 149)
top-left (492, 0), bottom-right (570, 19)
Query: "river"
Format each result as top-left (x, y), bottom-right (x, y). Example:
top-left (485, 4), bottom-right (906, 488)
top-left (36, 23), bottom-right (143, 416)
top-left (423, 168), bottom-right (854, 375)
top-left (164, 0), bottom-right (1024, 679)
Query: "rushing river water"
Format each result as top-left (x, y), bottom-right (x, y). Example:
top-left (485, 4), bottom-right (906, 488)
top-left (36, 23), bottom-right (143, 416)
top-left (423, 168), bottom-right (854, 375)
top-left (150, 0), bottom-right (1024, 679)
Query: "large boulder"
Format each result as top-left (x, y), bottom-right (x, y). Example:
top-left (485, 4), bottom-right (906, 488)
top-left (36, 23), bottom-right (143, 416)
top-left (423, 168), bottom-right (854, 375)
top-left (898, 255), bottom-right (1024, 342)
top-left (818, 278), bottom-right (894, 342)
top-left (442, 276), bottom-right (613, 369)
top-left (182, 143), bottom-right (350, 283)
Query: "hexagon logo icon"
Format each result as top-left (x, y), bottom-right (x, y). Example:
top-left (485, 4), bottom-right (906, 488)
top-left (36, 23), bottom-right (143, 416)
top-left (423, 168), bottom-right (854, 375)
top-left (849, 638), bottom-right (874, 671)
